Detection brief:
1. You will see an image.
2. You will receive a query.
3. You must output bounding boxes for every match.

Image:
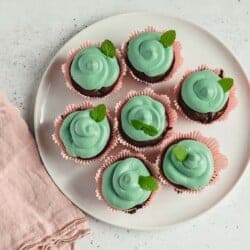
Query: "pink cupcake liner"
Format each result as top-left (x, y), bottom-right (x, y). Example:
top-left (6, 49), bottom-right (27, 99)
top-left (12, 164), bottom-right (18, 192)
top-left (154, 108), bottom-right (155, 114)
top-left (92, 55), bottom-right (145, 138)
top-left (121, 26), bottom-right (183, 85)
top-left (114, 87), bottom-right (178, 152)
top-left (95, 149), bottom-right (160, 213)
top-left (155, 131), bottom-right (228, 194)
top-left (52, 102), bottom-right (118, 165)
top-left (173, 65), bottom-right (238, 124)
top-left (62, 40), bottom-right (127, 98)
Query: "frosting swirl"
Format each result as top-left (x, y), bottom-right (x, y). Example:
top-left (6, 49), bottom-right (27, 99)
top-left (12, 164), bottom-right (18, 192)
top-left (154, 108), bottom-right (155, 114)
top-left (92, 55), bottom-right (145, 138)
top-left (121, 96), bottom-right (166, 141)
top-left (162, 140), bottom-right (214, 190)
top-left (102, 157), bottom-right (151, 210)
top-left (127, 32), bottom-right (174, 77)
top-left (70, 47), bottom-right (120, 90)
top-left (181, 70), bottom-right (229, 113)
top-left (59, 110), bottom-right (110, 158)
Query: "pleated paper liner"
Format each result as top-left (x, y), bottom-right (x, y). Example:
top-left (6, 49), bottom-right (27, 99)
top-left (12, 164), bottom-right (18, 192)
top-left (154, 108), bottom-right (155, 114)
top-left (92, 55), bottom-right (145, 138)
top-left (155, 131), bottom-right (228, 194)
top-left (95, 149), bottom-right (160, 214)
top-left (52, 101), bottom-right (118, 165)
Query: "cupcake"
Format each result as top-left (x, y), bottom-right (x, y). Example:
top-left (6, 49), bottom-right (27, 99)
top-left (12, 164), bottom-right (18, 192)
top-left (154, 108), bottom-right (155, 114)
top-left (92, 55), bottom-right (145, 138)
top-left (115, 88), bottom-right (177, 151)
top-left (156, 132), bottom-right (228, 193)
top-left (96, 150), bottom-right (159, 213)
top-left (62, 40), bottom-right (126, 97)
top-left (52, 102), bottom-right (117, 164)
top-left (123, 26), bottom-right (182, 84)
top-left (175, 66), bottom-right (237, 123)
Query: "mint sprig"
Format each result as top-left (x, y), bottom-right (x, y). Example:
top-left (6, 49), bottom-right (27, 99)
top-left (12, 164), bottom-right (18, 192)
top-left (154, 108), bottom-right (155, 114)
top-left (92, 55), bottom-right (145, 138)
top-left (172, 144), bottom-right (188, 162)
top-left (90, 104), bottom-right (106, 122)
top-left (100, 39), bottom-right (116, 58)
top-left (218, 78), bottom-right (234, 92)
top-left (131, 119), bottom-right (158, 137)
top-left (160, 30), bottom-right (176, 48)
top-left (139, 176), bottom-right (159, 191)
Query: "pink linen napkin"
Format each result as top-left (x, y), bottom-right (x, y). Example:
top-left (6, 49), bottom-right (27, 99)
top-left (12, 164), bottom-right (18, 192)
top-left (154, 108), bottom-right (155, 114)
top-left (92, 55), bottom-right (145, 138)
top-left (0, 92), bottom-right (90, 250)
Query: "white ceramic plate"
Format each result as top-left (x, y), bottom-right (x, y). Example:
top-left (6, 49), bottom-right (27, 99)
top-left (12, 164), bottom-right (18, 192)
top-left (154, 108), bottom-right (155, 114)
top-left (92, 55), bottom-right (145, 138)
top-left (34, 13), bottom-right (250, 230)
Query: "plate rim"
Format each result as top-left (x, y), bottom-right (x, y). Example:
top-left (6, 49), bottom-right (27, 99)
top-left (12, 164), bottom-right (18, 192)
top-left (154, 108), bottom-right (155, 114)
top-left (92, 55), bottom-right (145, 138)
top-left (34, 12), bottom-right (250, 230)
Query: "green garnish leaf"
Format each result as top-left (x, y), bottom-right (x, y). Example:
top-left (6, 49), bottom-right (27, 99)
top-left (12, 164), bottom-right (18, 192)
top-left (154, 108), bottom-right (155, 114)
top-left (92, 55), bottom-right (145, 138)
top-left (172, 144), bottom-right (188, 162)
top-left (90, 104), bottom-right (106, 122)
top-left (142, 125), bottom-right (158, 137)
top-left (160, 30), bottom-right (176, 48)
top-left (218, 78), bottom-right (234, 92)
top-left (131, 119), bottom-right (158, 136)
top-left (100, 39), bottom-right (116, 58)
top-left (139, 176), bottom-right (159, 191)
top-left (130, 119), bottom-right (143, 130)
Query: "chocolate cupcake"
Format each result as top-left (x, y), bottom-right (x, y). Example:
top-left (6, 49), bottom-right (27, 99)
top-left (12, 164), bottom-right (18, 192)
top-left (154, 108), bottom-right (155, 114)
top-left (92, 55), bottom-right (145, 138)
top-left (122, 26), bottom-right (182, 84)
top-left (62, 40), bottom-right (126, 98)
top-left (115, 88), bottom-right (177, 152)
top-left (175, 66), bottom-right (237, 123)
top-left (156, 132), bottom-right (228, 193)
top-left (96, 150), bottom-right (159, 213)
top-left (52, 102), bottom-right (117, 164)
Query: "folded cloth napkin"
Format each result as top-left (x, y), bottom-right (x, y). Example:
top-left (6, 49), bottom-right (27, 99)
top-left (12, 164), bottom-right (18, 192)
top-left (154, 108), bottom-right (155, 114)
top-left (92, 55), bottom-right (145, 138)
top-left (0, 93), bottom-right (90, 250)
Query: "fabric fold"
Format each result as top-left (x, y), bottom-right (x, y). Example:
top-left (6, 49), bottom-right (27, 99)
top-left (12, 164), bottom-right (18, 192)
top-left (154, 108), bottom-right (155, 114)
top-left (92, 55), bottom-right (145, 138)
top-left (0, 92), bottom-right (89, 250)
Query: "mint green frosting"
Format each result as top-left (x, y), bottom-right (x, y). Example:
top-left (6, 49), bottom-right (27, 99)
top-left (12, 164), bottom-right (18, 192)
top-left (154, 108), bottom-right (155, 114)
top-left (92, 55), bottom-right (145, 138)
top-left (121, 96), bottom-right (166, 142)
top-left (162, 140), bottom-right (214, 190)
top-left (127, 32), bottom-right (174, 77)
top-left (59, 110), bottom-right (110, 158)
top-left (102, 157), bottom-right (151, 210)
top-left (181, 70), bottom-right (229, 113)
top-left (70, 47), bottom-right (120, 90)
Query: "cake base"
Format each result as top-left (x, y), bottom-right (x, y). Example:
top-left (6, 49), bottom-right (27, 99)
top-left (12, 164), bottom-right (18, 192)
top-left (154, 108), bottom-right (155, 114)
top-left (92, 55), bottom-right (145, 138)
top-left (125, 57), bottom-right (175, 83)
top-left (119, 124), bottom-right (168, 147)
top-left (178, 96), bottom-right (228, 124)
top-left (71, 79), bottom-right (116, 97)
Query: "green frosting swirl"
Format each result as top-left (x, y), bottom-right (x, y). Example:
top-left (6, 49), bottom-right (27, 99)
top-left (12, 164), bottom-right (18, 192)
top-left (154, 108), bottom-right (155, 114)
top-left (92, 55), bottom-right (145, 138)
top-left (127, 32), bottom-right (174, 77)
top-left (181, 70), bottom-right (229, 113)
top-left (162, 140), bottom-right (214, 190)
top-left (121, 96), bottom-right (166, 141)
top-left (70, 47), bottom-right (120, 90)
top-left (102, 157), bottom-right (151, 210)
top-left (59, 109), bottom-right (110, 158)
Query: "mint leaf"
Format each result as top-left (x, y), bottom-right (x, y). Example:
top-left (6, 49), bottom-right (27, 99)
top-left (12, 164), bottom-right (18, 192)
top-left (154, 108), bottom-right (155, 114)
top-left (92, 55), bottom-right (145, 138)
top-left (131, 119), bottom-right (143, 130)
top-left (172, 144), bottom-right (188, 162)
top-left (218, 78), bottom-right (234, 92)
top-left (142, 124), bottom-right (158, 136)
top-left (130, 119), bottom-right (158, 137)
top-left (90, 104), bottom-right (106, 122)
top-left (100, 39), bottom-right (116, 58)
top-left (139, 176), bottom-right (159, 191)
top-left (160, 30), bottom-right (176, 48)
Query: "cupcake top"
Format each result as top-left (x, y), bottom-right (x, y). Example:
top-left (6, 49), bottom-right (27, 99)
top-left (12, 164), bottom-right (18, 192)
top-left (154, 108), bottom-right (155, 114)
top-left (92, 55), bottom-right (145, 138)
top-left (70, 40), bottom-right (120, 91)
top-left (181, 70), bottom-right (234, 113)
top-left (162, 139), bottom-right (214, 190)
top-left (121, 96), bottom-right (166, 142)
top-left (59, 104), bottom-right (110, 159)
top-left (102, 157), bottom-right (158, 210)
top-left (127, 30), bottom-right (176, 77)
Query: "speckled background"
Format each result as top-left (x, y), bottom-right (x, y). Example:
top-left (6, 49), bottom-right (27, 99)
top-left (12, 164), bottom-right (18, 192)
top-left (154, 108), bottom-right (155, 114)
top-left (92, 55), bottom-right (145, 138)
top-left (0, 0), bottom-right (249, 249)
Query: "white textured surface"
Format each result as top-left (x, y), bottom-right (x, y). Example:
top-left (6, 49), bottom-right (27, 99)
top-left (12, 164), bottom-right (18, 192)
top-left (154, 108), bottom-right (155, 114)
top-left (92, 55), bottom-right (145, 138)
top-left (0, 0), bottom-right (249, 249)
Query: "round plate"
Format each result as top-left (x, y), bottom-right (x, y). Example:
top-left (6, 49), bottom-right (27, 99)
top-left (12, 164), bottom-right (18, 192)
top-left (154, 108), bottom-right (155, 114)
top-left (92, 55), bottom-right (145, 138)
top-left (34, 13), bottom-right (250, 230)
